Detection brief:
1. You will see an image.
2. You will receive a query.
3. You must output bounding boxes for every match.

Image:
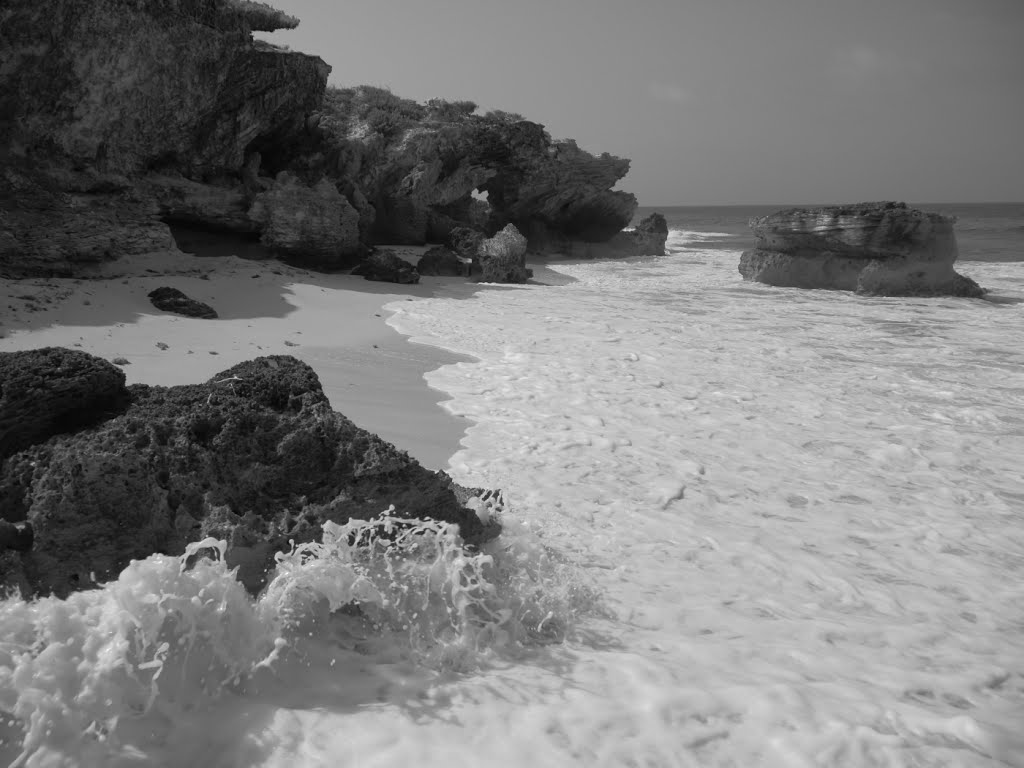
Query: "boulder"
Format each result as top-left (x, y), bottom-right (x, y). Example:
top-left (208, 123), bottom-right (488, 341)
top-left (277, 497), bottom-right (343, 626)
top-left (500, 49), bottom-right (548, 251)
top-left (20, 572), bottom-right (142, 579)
top-left (0, 348), bottom-right (130, 463)
top-left (249, 173), bottom-right (361, 268)
top-left (147, 287), bottom-right (218, 319)
top-left (352, 250), bottom-right (420, 284)
top-left (479, 224), bottom-right (530, 283)
top-left (738, 202), bottom-right (985, 297)
top-left (417, 246), bottom-right (467, 277)
top-left (0, 353), bottom-right (500, 596)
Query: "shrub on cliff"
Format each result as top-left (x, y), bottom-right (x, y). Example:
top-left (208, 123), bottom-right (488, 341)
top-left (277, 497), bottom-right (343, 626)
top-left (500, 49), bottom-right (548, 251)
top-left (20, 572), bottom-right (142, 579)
top-left (426, 99), bottom-right (478, 122)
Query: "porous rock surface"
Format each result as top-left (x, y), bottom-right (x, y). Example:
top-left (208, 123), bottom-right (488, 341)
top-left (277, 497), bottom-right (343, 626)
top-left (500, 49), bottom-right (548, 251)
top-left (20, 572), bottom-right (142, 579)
top-left (0, 353), bottom-right (499, 597)
top-left (738, 202), bottom-right (984, 297)
top-left (1, 2), bottom-right (642, 276)
top-left (0, 0), bottom-right (330, 275)
top-left (0, 348), bottom-right (130, 463)
top-left (478, 224), bottom-right (530, 283)
top-left (148, 287), bottom-right (218, 319)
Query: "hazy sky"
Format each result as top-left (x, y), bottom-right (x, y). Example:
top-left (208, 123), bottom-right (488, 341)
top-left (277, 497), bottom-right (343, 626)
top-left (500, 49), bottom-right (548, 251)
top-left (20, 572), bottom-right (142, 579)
top-left (263, 0), bottom-right (1024, 206)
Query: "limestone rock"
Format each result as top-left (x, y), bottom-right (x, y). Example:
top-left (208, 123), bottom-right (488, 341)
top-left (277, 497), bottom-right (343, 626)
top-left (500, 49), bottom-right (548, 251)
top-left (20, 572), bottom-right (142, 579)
top-left (417, 246), bottom-right (467, 277)
top-left (0, 348), bottom-right (130, 463)
top-left (564, 212), bottom-right (669, 259)
top-left (0, 354), bottom-right (500, 596)
top-left (352, 250), bottom-right (420, 284)
top-left (0, 0), bottom-right (329, 275)
top-left (147, 287), bottom-right (218, 319)
top-left (479, 224), bottom-right (530, 283)
top-left (249, 173), bottom-right (361, 268)
top-left (738, 202), bottom-right (985, 297)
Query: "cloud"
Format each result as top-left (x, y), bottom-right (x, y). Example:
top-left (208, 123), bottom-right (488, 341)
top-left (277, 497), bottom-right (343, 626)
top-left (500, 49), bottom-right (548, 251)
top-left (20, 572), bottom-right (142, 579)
top-left (647, 82), bottom-right (691, 105)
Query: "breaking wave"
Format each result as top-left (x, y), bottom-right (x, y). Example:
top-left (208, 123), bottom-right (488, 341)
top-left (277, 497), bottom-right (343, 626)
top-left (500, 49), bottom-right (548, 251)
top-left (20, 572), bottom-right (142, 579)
top-left (0, 508), bottom-right (598, 766)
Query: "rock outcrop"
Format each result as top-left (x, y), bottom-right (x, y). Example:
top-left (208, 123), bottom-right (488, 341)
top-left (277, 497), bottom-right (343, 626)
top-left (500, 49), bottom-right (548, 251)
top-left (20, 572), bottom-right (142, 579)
top-left (1, 2), bottom-right (642, 276)
top-left (562, 212), bottom-right (669, 259)
top-left (0, 353), bottom-right (500, 597)
top-left (147, 287), bottom-right (218, 319)
top-left (352, 250), bottom-right (420, 284)
top-left (0, 0), bottom-right (330, 276)
top-left (478, 224), bottom-right (531, 283)
top-left (738, 202), bottom-right (985, 297)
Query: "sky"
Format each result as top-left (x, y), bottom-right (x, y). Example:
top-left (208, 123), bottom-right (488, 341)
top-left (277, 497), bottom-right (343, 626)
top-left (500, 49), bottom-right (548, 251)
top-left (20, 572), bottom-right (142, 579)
top-left (261, 0), bottom-right (1024, 206)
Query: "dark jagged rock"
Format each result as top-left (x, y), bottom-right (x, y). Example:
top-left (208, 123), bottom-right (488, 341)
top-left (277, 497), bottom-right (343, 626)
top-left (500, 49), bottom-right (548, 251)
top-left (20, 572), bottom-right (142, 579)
top-left (258, 87), bottom-right (638, 252)
top-left (478, 224), bottom-right (530, 283)
top-left (1, 2), bottom-right (643, 276)
top-left (0, 0), bottom-right (330, 276)
top-left (0, 348), bottom-right (130, 463)
top-left (564, 212), bottom-right (669, 259)
top-left (147, 287), bottom-right (219, 319)
top-left (448, 227), bottom-right (486, 261)
top-left (738, 202), bottom-right (985, 297)
top-left (0, 353), bottom-right (499, 596)
top-left (352, 250), bottom-right (420, 284)
top-left (417, 246), bottom-right (467, 277)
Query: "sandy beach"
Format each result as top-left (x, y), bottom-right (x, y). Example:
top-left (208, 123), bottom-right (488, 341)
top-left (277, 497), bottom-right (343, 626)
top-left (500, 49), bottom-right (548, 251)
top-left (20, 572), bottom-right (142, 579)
top-left (0, 247), bottom-right (477, 471)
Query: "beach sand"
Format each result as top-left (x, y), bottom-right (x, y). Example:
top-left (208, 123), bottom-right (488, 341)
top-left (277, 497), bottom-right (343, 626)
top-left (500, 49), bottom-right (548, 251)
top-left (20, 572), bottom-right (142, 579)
top-left (0, 247), bottom-right (477, 471)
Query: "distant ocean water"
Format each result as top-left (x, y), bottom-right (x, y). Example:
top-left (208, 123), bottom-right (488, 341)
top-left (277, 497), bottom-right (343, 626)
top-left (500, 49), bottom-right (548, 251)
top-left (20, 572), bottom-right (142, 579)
top-left (635, 203), bottom-right (1024, 262)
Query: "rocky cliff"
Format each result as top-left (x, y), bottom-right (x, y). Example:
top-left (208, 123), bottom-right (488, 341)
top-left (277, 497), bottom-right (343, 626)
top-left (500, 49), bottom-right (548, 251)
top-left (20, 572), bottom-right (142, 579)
top-left (1, 0), bottom-right (333, 275)
top-left (738, 202), bottom-right (984, 297)
top-left (1, 1), bottom-right (642, 276)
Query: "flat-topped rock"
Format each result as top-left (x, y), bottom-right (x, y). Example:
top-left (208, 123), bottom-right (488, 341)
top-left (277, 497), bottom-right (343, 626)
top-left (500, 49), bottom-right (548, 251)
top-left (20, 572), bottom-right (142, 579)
top-left (739, 202), bottom-right (984, 297)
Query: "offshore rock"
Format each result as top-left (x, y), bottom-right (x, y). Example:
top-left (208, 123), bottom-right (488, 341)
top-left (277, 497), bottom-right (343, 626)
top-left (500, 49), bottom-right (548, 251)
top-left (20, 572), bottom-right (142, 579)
top-left (479, 224), bottom-right (530, 283)
top-left (352, 250), bottom-right (420, 284)
top-left (0, 0), bottom-right (329, 275)
top-left (0, 348), bottom-right (130, 463)
top-left (739, 202), bottom-right (985, 297)
top-left (0, 354), bottom-right (499, 596)
top-left (147, 287), bottom-right (218, 319)
top-left (249, 173), bottom-right (361, 268)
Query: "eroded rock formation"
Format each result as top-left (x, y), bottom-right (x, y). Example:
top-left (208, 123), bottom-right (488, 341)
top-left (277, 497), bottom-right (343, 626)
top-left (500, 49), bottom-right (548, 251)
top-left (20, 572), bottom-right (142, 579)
top-left (563, 212), bottom-right (669, 259)
top-left (738, 202), bottom-right (985, 297)
top-left (249, 173), bottom-right (361, 267)
top-left (0, 0), bottom-right (331, 275)
top-left (1, 2), bottom-right (642, 276)
top-left (0, 352), bottom-right (499, 596)
top-left (478, 224), bottom-right (530, 283)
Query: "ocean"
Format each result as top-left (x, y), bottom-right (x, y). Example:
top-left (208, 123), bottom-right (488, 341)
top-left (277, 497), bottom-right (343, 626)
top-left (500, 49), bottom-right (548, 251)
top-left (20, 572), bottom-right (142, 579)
top-left (2, 205), bottom-right (1024, 767)
top-left (635, 203), bottom-right (1024, 262)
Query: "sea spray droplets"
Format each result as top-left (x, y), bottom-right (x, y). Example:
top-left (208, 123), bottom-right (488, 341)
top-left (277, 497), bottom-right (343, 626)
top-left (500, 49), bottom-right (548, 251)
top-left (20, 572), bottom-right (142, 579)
top-left (263, 510), bottom-right (601, 667)
top-left (0, 511), bottom-right (598, 764)
top-left (0, 538), bottom-right (269, 767)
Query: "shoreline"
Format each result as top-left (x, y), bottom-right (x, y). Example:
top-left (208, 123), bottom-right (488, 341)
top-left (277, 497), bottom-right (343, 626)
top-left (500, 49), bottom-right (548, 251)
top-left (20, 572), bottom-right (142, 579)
top-left (0, 248), bottom-right (481, 471)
